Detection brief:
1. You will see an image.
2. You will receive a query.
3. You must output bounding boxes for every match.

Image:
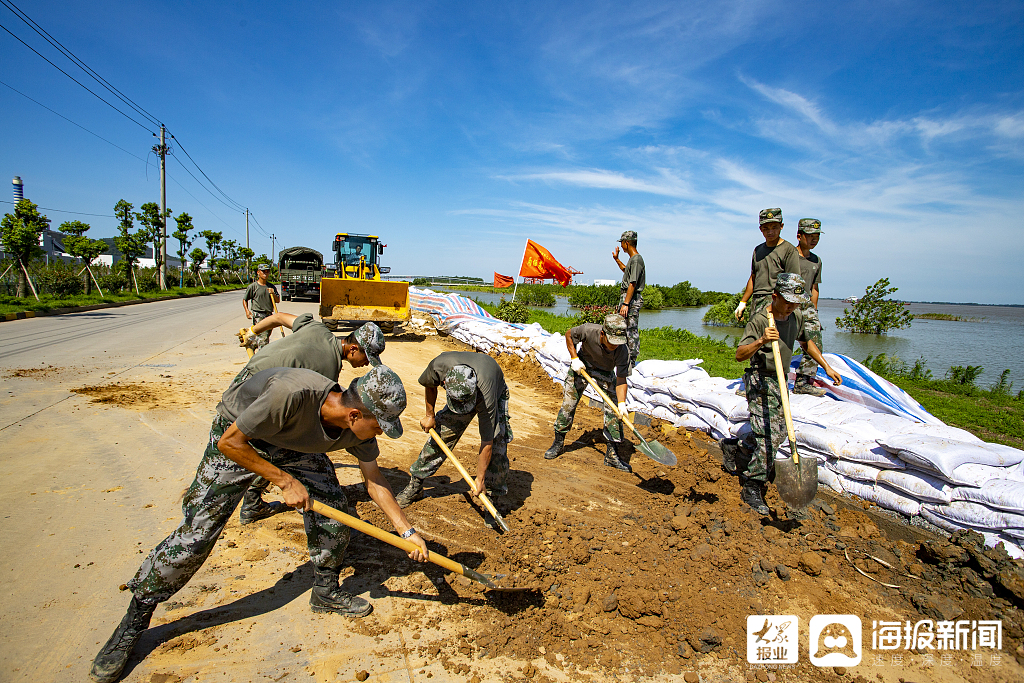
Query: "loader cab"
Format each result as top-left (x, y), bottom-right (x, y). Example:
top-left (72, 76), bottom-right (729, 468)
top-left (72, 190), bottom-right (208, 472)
top-left (333, 234), bottom-right (388, 279)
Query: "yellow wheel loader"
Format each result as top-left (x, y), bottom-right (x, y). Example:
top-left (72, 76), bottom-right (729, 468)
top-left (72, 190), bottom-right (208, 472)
top-left (319, 233), bottom-right (410, 332)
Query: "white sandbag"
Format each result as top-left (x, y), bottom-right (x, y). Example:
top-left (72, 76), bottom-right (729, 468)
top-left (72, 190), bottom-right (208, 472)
top-left (907, 423), bottom-right (983, 443)
top-left (675, 413), bottom-right (711, 432)
top-left (837, 419), bottom-right (889, 443)
top-left (922, 501), bottom-right (1024, 531)
top-left (779, 444), bottom-right (831, 463)
top-left (952, 479), bottom-right (1024, 514)
top-left (873, 483), bottom-right (922, 517)
top-left (828, 459), bottom-right (883, 483)
top-left (730, 421), bottom-right (752, 439)
top-left (877, 469), bottom-right (953, 504)
top-left (633, 359), bottom-right (703, 378)
top-left (817, 466), bottom-right (844, 493)
top-left (801, 399), bottom-right (876, 425)
top-left (997, 537), bottom-right (1024, 560)
top-left (942, 463), bottom-right (1017, 487)
top-left (690, 405), bottom-right (732, 438)
top-left (837, 443), bottom-right (907, 469)
top-left (794, 424), bottom-right (853, 458)
top-left (650, 405), bottom-right (682, 427)
top-left (1000, 528), bottom-right (1024, 540)
top-left (690, 391), bottom-right (749, 422)
top-left (837, 476), bottom-right (875, 501)
top-left (878, 435), bottom-right (1024, 480)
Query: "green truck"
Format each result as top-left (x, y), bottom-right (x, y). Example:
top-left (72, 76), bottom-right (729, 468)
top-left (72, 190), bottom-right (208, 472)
top-left (278, 246), bottom-right (324, 301)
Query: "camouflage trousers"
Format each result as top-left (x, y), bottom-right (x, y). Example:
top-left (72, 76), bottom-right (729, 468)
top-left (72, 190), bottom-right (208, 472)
top-left (251, 310), bottom-right (272, 349)
top-left (553, 368), bottom-right (623, 443)
top-left (795, 304), bottom-right (823, 386)
top-left (409, 388), bottom-right (512, 496)
top-left (620, 295), bottom-right (642, 374)
top-left (126, 414), bottom-right (350, 603)
top-left (739, 366), bottom-right (784, 484)
top-left (749, 294), bottom-right (771, 320)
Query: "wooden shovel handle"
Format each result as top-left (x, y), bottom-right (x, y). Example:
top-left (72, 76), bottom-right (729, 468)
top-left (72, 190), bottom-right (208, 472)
top-left (766, 312), bottom-right (799, 464)
top-left (576, 367), bottom-right (640, 440)
top-left (427, 428), bottom-right (503, 523)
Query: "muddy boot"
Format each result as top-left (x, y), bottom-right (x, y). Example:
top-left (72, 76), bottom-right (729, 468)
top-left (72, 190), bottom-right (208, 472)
top-left (719, 438), bottom-right (740, 475)
top-left (309, 568), bottom-right (372, 617)
top-left (239, 489), bottom-right (285, 525)
top-left (792, 380), bottom-right (826, 397)
top-left (395, 477), bottom-right (424, 509)
top-left (740, 478), bottom-right (770, 516)
top-left (89, 595), bottom-right (158, 683)
top-left (544, 433), bottom-right (566, 460)
top-left (604, 441), bottom-right (632, 473)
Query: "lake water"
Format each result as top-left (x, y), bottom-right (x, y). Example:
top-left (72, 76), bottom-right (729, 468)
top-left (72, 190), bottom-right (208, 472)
top-left (440, 289), bottom-right (1024, 387)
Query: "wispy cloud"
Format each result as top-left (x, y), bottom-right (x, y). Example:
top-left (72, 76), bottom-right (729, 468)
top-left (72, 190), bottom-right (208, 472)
top-left (496, 168), bottom-right (693, 198)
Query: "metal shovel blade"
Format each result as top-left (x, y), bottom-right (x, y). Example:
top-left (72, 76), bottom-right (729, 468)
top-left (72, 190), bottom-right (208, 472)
top-left (637, 438), bottom-right (677, 466)
top-left (774, 455), bottom-right (818, 508)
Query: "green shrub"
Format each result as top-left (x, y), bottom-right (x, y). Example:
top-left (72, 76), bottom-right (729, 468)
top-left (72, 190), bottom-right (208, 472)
top-left (516, 285), bottom-right (556, 306)
top-left (946, 365), bottom-right (984, 387)
top-left (568, 284), bottom-right (619, 308)
top-left (412, 277), bottom-right (430, 286)
top-left (864, 353), bottom-right (933, 381)
top-left (641, 287), bottom-right (665, 310)
top-left (575, 305), bottom-right (614, 325)
top-left (990, 370), bottom-right (1015, 397)
top-left (835, 278), bottom-right (913, 334)
top-left (495, 298), bottom-right (529, 324)
top-left (98, 272), bottom-right (129, 292)
top-left (703, 291), bottom-right (746, 327)
top-left (37, 266), bottom-right (84, 297)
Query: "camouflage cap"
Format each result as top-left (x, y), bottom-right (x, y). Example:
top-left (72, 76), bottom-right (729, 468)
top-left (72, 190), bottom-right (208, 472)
top-left (353, 365), bottom-right (407, 439)
top-left (443, 365), bottom-right (478, 415)
top-left (759, 208), bottom-right (783, 226)
top-left (619, 230), bottom-right (638, 245)
top-left (798, 218), bottom-right (822, 234)
top-left (256, 263), bottom-right (271, 271)
top-left (354, 322), bottom-right (385, 366)
top-left (774, 272), bottom-right (810, 304)
top-left (603, 313), bottom-right (627, 346)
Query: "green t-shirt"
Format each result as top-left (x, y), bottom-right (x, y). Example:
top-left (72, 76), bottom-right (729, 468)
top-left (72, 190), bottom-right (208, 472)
top-left (750, 240), bottom-right (801, 299)
top-left (244, 314), bottom-right (344, 381)
top-left (620, 253), bottom-right (646, 302)
top-left (244, 282), bottom-right (279, 314)
top-left (570, 323), bottom-right (630, 377)
top-left (217, 367), bottom-right (378, 461)
top-left (799, 252), bottom-right (822, 293)
top-left (418, 352), bottom-right (507, 442)
top-left (740, 308), bottom-right (808, 376)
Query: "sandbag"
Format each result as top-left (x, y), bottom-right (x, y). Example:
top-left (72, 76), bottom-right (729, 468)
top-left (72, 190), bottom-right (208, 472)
top-left (792, 423), bottom-right (852, 457)
top-left (873, 483), bottom-right (922, 517)
top-left (951, 479), bottom-right (1024, 514)
top-left (946, 462), bottom-right (1019, 487)
top-left (877, 469), bottom-right (953, 504)
top-left (878, 434), bottom-right (1024, 480)
top-left (633, 359), bottom-right (704, 378)
top-left (827, 459), bottom-right (883, 483)
top-left (817, 466), bottom-right (844, 493)
top-left (836, 443), bottom-right (907, 469)
top-left (675, 413), bottom-right (711, 432)
top-left (921, 501), bottom-right (1024, 532)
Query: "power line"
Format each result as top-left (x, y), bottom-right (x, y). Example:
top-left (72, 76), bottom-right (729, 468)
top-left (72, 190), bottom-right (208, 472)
top-left (0, 0), bottom-right (161, 128)
top-left (246, 210), bottom-right (271, 240)
top-left (0, 78), bottom-right (151, 164)
top-left (0, 19), bottom-right (153, 133)
top-left (0, 199), bottom-right (114, 217)
top-left (168, 133), bottom-right (247, 212)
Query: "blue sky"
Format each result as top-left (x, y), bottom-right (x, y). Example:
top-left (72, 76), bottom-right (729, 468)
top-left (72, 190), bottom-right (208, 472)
top-left (2, 1), bottom-right (1022, 303)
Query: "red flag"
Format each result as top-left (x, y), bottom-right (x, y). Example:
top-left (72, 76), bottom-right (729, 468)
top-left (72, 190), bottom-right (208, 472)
top-left (493, 272), bottom-right (514, 288)
top-left (519, 240), bottom-right (572, 287)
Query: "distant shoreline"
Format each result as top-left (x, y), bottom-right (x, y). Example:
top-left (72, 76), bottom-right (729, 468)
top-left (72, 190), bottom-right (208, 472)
top-left (819, 298), bottom-right (1023, 308)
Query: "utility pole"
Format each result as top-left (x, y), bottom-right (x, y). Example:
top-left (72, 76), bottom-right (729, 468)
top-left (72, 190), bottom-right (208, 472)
top-left (153, 125), bottom-right (169, 289)
top-left (245, 208), bottom-right (250, 282)
top-left (270, 234), bottom-right (276, 267)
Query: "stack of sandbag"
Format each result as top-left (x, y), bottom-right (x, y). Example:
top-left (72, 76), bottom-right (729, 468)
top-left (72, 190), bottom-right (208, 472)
top-left (408, 287), bottom-right (1024, 558)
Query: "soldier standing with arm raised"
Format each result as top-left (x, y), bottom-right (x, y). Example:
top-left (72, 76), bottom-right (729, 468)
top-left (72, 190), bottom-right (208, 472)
top-left (612, 230), bottom-right (645, 374)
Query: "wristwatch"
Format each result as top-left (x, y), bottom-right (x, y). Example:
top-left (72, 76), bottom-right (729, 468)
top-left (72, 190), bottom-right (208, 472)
top-left (400, 527), bottom-right (417, 539)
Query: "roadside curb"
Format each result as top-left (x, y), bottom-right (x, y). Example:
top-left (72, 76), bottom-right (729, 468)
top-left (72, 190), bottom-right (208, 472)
top-left (0, 289), bottom-right (242, 323)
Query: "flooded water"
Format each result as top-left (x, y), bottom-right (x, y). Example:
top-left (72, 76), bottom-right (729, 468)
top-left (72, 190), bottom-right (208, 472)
top-left (441, 289), bottom-right (1024, 386)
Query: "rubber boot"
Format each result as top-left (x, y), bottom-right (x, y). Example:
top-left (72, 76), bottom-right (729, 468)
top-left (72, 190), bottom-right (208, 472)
top-left (239, 489), bottom-right (285, 525)
top-left (544, 433), bottom-right (566, 460)
top-left (394, 477), bottom-right (424, 509)
top-left (309, 568), bottom-right (372, 617)
top-left (89, 595), bottom-right (158, 683)
top-left (740, 478), bottom-right (770, 516)
top-left (792, 379), bottom-right (826, 397)
top-left (604, 441), bottom-right (632, 473)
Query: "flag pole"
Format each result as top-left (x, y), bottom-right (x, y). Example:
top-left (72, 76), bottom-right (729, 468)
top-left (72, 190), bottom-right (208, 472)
top-left (511, 239), bottom-right (529, 303)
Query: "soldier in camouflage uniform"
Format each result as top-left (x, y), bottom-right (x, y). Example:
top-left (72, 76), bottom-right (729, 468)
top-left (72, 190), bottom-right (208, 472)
top-left (544, 314), bottom-right (632, 472)
top-left (734, 209), bottom-right (802, 323)
top-left (241, 263), bottom-right (280, 350)
top-left (731, 273), bottom-right (841, 515)
top-left (396, 353), bottom-right (511, 509)
top-left (612, 230), bottom-right (645, 374)
top-left (89, 366), bottom-right (426, 683)
top-left (793, 219), bottom-right (826, 396)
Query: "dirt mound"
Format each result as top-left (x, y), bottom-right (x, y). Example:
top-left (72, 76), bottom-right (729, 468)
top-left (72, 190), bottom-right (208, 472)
top-left (5, 366), bottom-right (61, 378)
top-left (71, 381), bottom-right (195, 409)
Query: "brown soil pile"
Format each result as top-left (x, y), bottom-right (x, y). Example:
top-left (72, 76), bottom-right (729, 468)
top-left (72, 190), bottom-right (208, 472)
top-left (5, 366), bottom-right (62, 378)
top-left (71, 381), bottom-right (195, 409)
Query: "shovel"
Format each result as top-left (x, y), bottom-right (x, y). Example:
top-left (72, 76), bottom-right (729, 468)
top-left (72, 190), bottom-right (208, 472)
top-left (427, 428), bottom-right (512, 533)
top-left (576, 368), bottom-right (677, 466)
top-left (309, 500), bottom-right (528, 591)
top-left (765, 313), bottom-right (818, 508)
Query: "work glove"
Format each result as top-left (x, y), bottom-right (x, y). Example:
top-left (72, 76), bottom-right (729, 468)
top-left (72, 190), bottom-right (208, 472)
top-left (570, 358), bottom-right (585, 374)
top-left (237, 326), bottom-right (259, 349)
top-left (734, 301), bottom-right (747, 320)
top-left (617, 402), bottom-right (628, 417)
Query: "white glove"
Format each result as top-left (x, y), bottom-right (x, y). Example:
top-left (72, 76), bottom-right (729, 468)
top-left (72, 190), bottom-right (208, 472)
top-left (734, 301), bottom-right (747, 320)
top-left (617, 402), bottom-right (628, 417)
top-left (570, 358), bottom-right (585, 374)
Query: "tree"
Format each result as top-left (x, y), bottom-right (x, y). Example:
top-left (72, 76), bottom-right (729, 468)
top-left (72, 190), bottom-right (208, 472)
top-left (835, 278), bottom-right (914, 334)
top-left (236, 246), bottom-right (254, 282)
top-left (172, 212), bottom-right (195, 287)
top-left (59, 220), bottom-right (108, 295)
top-left (189, 248), bottom-right (208, 288)
top-left (199, 230), bottom-right (223, 282)
top-left (112, 199), bottom-right (148, 295)
top-left (136, 202), bottom-right (171, 289)
top-left (0, 198), bottom-right (50, 298)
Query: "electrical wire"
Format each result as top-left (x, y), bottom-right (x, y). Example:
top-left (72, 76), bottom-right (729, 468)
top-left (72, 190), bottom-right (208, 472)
top-left (0, 20), bottom-right (153, 133)
top-left (0, 0), bottom-right (161, 128)
top-left (246, 210), bottom-right (272, 240)
top-left (168, 133), bottom-right (247, 212)
top-left (0, 199), bottom-right (114, 217)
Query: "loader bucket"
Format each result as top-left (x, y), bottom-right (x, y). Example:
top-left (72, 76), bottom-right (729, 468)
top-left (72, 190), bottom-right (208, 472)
top-left (319, 278), bottom-right (411, 324)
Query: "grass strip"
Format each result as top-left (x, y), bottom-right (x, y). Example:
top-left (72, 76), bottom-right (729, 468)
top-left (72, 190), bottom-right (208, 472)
top-left (0, 284), bottom-right (246, 315)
